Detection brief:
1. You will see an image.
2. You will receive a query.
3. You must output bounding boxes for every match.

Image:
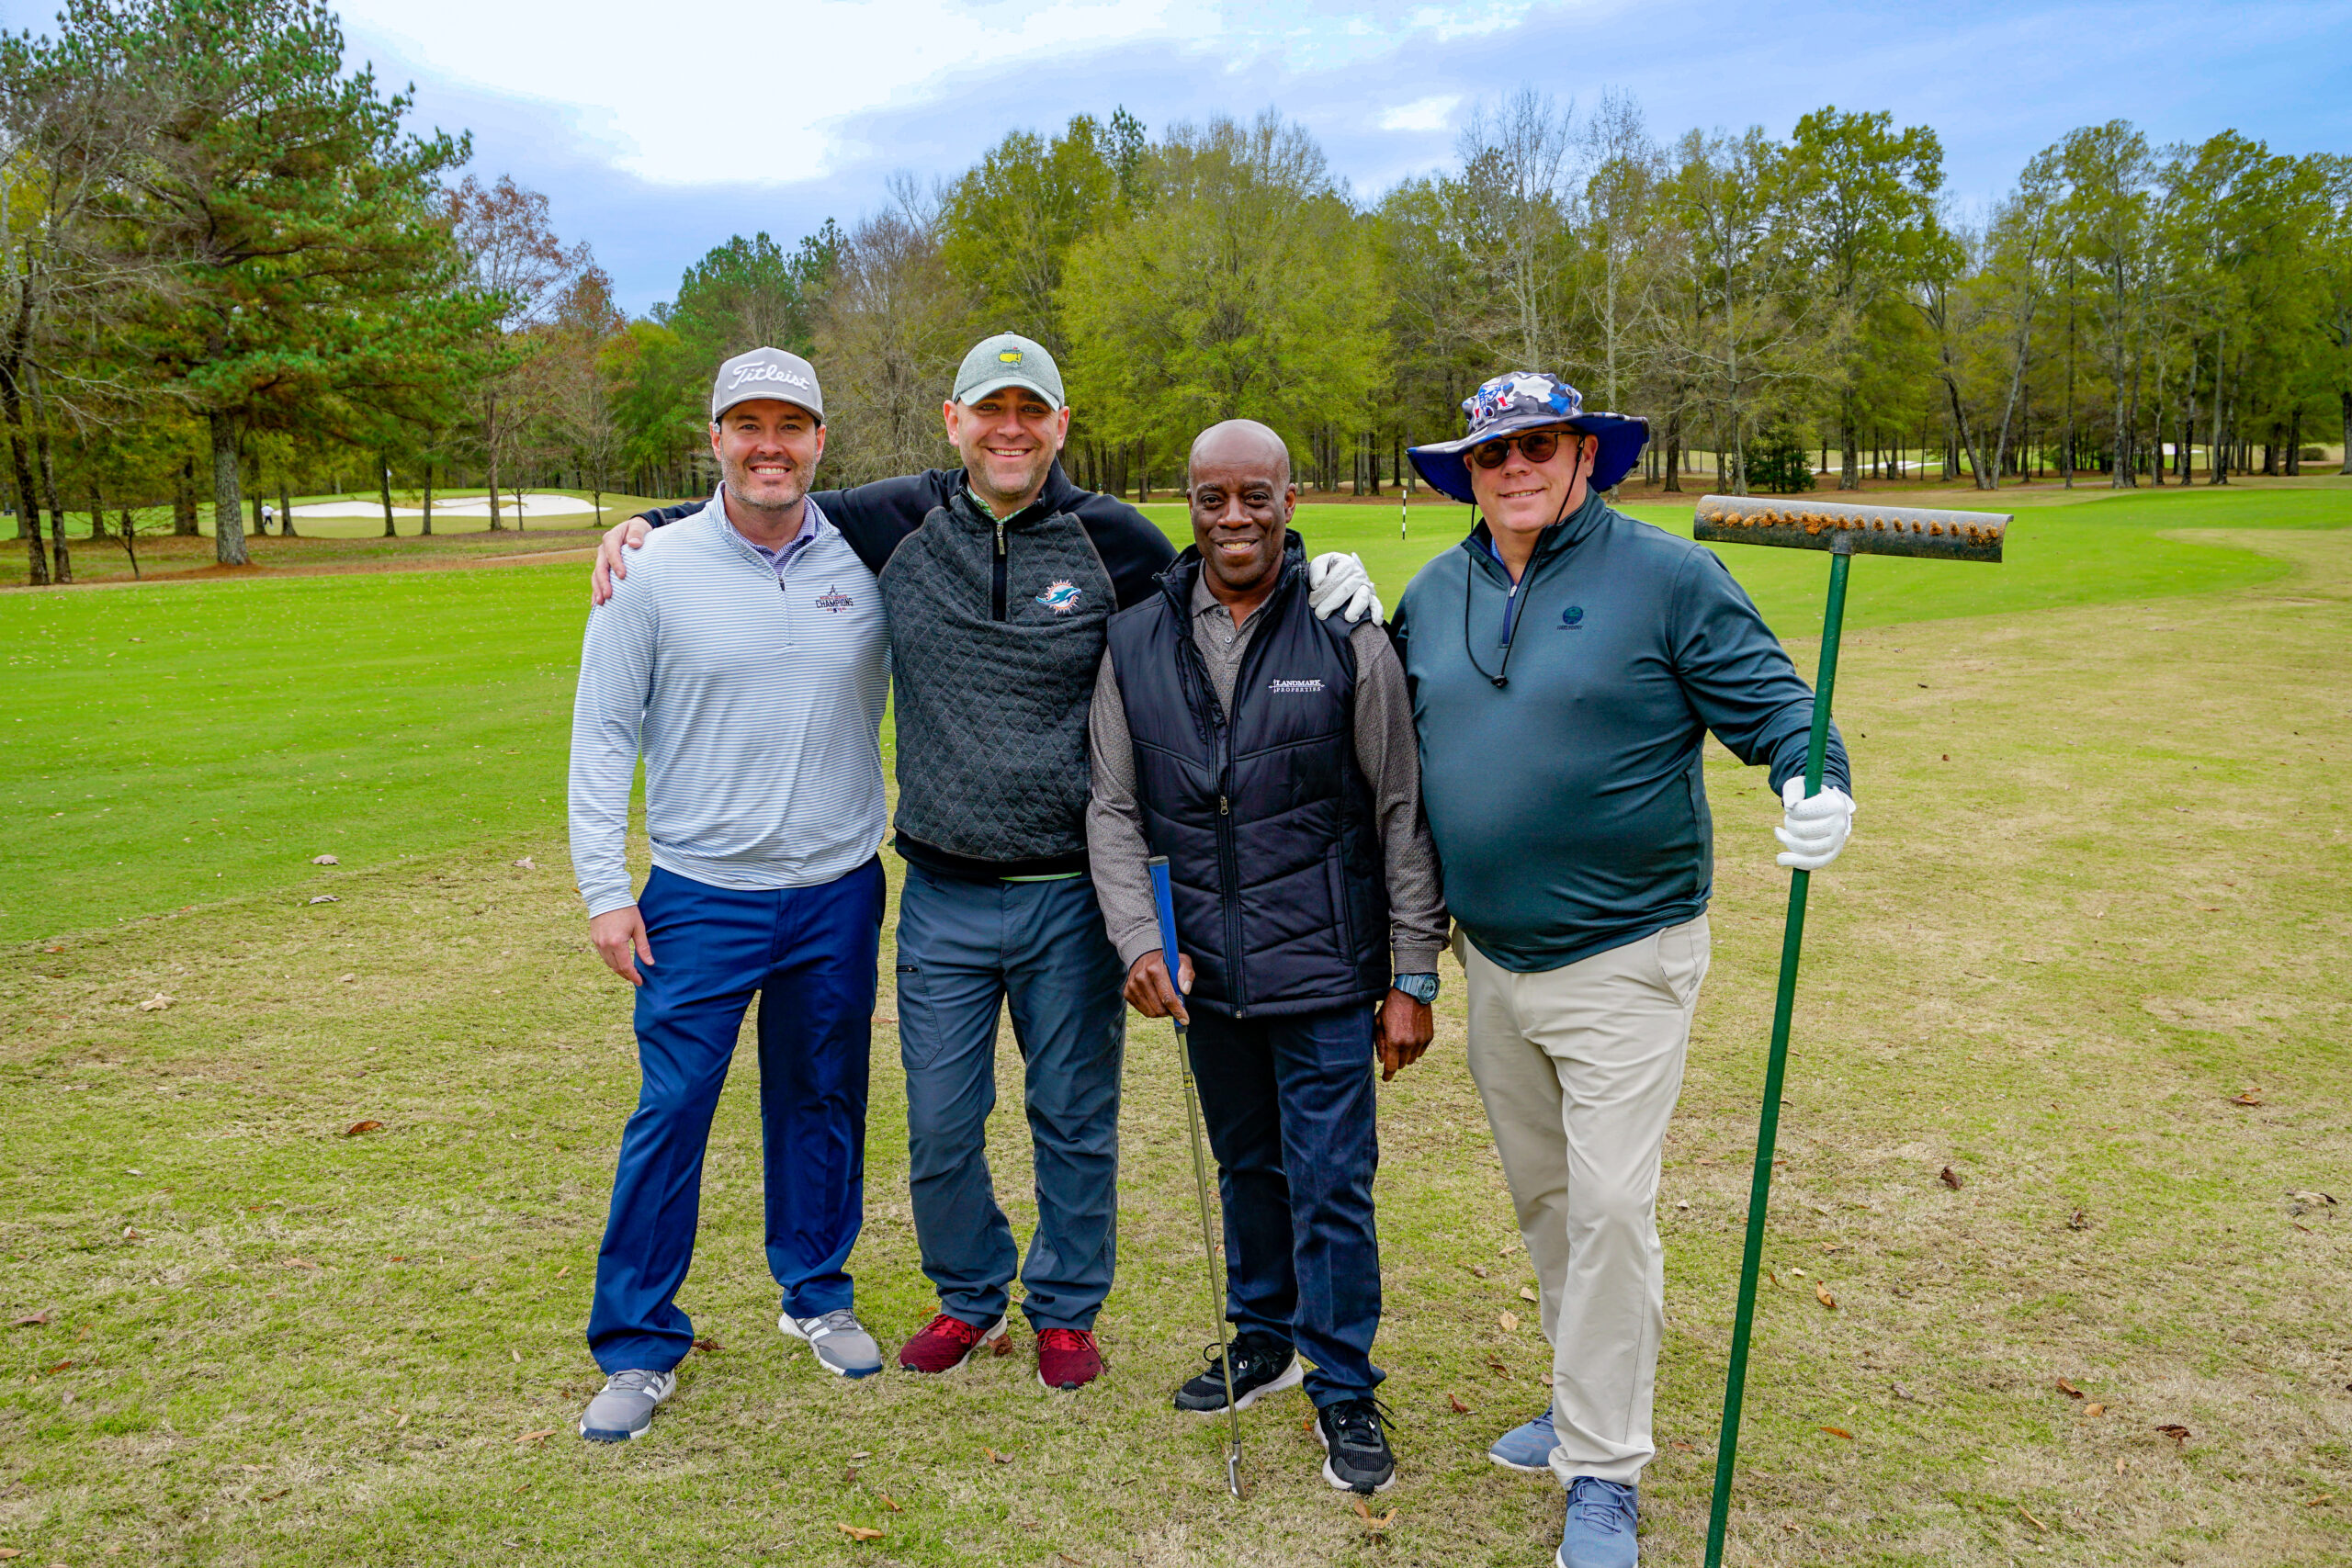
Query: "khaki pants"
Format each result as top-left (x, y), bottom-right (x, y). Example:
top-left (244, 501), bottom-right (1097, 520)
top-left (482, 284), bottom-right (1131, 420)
top-left (1456, 915), bottom-right (1710, 1486)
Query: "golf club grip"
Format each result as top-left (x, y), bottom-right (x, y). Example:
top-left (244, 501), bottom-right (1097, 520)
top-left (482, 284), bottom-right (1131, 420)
top-left (1148, 855), bottom-right (1181, 970)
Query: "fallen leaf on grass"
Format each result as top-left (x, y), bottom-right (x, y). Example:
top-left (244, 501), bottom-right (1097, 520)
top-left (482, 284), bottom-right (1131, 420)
top-left (2067, 1209), bottom-right (2090, 1231)
top-left (11, 1314), bottom-right (49, 1328)
top-left (1670, 1440), bottom-right (1694, 1452)
top-left (1448, 1393), bottom-right (1470, 1414)
top-left (692, 1337), bottom-right (722, 1354)
top-left (344, 1120), bottom-right (383, 1136)
top-left (0, 1548), bottom-right (23, 1559)
top-left (2232, 1090), bottom-right (2263, 1107)
top-left (311, 854), bottom-right (339, 865)
top-left (515, 1428), bottom-right (558, 1444)
top-left (1498, 1311), bottom-right (1519, 1332)
top-left (849, 1450), bottom-right (871, 1461)
top-left (258, 1488), bottom-right (288, 1502)
top-left (510, 1348), bottom-right (521, 1364)
top-left (2308, 1494), bottom-right (2334, 1507)
top-left (2018, 1504), bottom-right (2050, 1533)
top-left (307, 895), bottom-right (337, 906)
top-left (44, 1361), bottom-right (72, 1375)
top-left (1518, 1285), bottom-right (1539, 1303)
top-left (1485, 1359), bottom-right (1511, 1379)
top-left (336, 974), bottom-right (355, 984)
top-left (1765, 1270), bottom-right (1779, 1288)
top-left (2116, 1457), bottom-right (2126, 1475)
top-left (2085, 1403), bottom-right (2106, 1417)
top-left (2155, 1424), bottom-right (2190, 1446)
top-left (1466, 1263), bottom-right (1489, 1280)
top-left (990, 1335), bottom-right (1014, 1357)
top-left (120, 1226), bottom-right (141, 1241)
top-left (881, 1495), bottom-right (902, 1513)
top-left (1892, 1382), bottom-right (1919, 1402)
top-left (138, 994), bottom-right (175, 1011)
top-left (1819, 1426), bottom-right (1853, 1440)
top-left (1351, 1498), bottom-right (1396, 1530)
top-left (1814, 1282), bottom-right (1838, 1310)
top-left (2057, 1379), bottom-right (2084, 1399)
top-left (554, 1266), bottom-right (570, 1280)
top-left (986, 1447), bottom-right (1012, 1464)
top-left (835, 1524), bottom-right (884, 1541)
top-left (1939, 1166), bottom-right (1963, 1190)
top-left (513, 857), bottom-right (536, 870)
top-left (1301, 1413), bottom-right (1317, 1432)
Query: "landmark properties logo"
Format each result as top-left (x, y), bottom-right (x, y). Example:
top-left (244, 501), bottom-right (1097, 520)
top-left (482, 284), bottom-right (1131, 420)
top-left (1267, 678), bottom-right (1326, 694)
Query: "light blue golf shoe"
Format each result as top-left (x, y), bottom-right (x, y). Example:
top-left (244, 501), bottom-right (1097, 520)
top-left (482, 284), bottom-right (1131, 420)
top-left (1488, 1407), bottom-right (1558, 1472)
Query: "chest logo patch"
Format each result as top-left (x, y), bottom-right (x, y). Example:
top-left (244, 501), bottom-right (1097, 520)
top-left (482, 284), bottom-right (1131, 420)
top-left (1268, 678), bottom-right (1326, 694)
top-left (1035, 579), bottom-right (1083, 614)
top-left (1560, 604), bottom-right (1586, 628)
top-left (815, 585), bottom-right (854, 614)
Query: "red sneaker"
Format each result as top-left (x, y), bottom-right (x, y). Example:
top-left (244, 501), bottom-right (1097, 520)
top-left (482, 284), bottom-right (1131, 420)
top-left (898, 1312), bottom-right (1007, 1374)
top-left (1036, 1327), bottom-right (1103, 1391)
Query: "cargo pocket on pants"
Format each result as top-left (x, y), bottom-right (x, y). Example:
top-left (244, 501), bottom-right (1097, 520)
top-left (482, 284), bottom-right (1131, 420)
top-left (1653, 917), bottom-right (1711, 1010)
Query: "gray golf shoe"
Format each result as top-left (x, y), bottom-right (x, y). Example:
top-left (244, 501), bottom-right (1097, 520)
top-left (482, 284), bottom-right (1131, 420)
top-left (781, 1308), bottom-right (884, 1379)
top-left (578, 1367), bottom-right (676, 1442)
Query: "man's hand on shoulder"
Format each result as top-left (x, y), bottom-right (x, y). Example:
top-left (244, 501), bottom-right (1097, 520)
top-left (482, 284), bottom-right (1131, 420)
top-left (591, 516), bottom-right (654, 606)
top-left (1309, 551), bottom-right (1384, 625)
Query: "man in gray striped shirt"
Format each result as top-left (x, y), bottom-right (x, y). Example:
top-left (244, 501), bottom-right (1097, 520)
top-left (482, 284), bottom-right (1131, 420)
top-left (569, 348), bottom-right (891, 1443)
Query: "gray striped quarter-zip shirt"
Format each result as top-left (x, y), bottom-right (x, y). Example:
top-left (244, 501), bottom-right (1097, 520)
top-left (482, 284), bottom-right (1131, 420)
top-left (569, 493), bottom-right (889, 918)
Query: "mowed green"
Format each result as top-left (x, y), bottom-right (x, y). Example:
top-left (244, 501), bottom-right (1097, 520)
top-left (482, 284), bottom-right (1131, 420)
top-left (1, 484), bottom-right (2347, 1566)
top-left (8, 483), bottom-right (2339, 941)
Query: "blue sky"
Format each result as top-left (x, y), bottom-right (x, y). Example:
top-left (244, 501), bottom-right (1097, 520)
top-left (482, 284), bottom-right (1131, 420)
top-left (8, 0), bottom-right (2348, 313)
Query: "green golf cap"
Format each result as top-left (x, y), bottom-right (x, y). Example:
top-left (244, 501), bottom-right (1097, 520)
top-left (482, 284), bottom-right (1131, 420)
top-left (954, 332), bottom-right (1064, 411)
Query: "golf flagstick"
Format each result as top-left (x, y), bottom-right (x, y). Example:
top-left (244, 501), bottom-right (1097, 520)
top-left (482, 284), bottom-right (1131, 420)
top-left (1148, 854), bottom-right (1245, 1498)
top-left (1690, 493), bottom-right (2003, 1564)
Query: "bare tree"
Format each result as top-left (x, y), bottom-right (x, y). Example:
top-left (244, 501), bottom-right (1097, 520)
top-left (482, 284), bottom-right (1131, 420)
top-left (1454, 88), bottom-right (1577, 368)
top-left (446, 175), bottom-right (588, 528)
top-left (1578, 88), bottom-right (1663, 412)
top-left (814, 177), bottom-right (966, 484)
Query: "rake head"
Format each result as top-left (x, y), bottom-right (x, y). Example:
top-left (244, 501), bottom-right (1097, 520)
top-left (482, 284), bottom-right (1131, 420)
top-left (1693, 494), bottom-right (2007, 563)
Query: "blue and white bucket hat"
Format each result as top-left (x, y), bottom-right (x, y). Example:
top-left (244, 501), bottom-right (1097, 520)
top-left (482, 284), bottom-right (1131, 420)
top-left (1407, 371), bottom-right (1648, 503)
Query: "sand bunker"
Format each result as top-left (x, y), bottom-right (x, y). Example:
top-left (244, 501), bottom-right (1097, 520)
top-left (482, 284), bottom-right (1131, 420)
top-left (290, 492), bottom-right (602, 519)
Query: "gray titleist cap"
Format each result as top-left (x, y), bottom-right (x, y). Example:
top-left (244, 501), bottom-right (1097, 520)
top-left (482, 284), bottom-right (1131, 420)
top-left (953, 333), bottom-right (1064, 411)
top-left (711, 347), bottom-right (823, 423)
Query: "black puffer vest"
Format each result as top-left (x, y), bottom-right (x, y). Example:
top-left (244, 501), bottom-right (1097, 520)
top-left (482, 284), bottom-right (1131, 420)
top-left (1105, 537), bottom-right (1387, 1018)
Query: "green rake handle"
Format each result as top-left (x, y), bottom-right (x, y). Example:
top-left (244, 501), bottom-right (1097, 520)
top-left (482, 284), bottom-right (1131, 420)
top-left (1703, 543), bottom-right (1850, 1566)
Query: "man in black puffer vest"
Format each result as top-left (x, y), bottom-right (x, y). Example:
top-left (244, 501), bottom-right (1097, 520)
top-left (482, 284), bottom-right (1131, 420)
top-left (1088, 421), bottom-right (1447, 1495)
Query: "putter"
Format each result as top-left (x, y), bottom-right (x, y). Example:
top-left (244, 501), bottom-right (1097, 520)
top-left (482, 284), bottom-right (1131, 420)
top-left (1691, 495), bottom-right (2005, 1567)
top-left (1148, 853), bottom-right (1245, 1499)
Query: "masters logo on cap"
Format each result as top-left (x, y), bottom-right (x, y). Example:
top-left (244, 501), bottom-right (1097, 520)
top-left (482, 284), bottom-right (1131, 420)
top-left (956, 333), bottom-right (1063, 412)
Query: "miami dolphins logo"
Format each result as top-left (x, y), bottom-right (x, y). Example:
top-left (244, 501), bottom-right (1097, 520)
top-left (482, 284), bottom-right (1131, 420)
top-left (1035, 579), bottom-right (1082, 614)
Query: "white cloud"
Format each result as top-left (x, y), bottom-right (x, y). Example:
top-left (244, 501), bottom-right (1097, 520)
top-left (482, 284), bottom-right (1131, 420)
top-left (1378, 94), bottom-right (1461, 132)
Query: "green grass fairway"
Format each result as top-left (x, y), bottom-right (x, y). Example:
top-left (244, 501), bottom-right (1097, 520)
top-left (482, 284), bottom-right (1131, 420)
top-left (5, 483), bottom-right (2343, 942)
top-left (3, 495), bottom-right (2346, 1564)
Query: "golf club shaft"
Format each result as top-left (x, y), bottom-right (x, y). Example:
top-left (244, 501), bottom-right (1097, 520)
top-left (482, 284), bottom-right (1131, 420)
top-left (1704, 545), bottom-right (1850, 1568)
top-left (1148, 855), bottom-right (1245, 1497)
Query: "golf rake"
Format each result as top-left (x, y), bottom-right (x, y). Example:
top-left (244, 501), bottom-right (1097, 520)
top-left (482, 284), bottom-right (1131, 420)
top-left (1148, 855), bottom-right (1245, 1499)
top-left (1691, 494), bottom-right (2005, 1565)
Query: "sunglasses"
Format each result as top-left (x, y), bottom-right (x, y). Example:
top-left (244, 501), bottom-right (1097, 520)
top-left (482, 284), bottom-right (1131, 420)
top-left (1469, 429), bottom-right (1576, 468)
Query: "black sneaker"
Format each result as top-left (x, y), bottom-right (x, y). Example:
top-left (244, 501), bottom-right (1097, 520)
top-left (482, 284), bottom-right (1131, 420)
top-left (1313, 1395), bottom-right (1397, 1494)
top-left (1172, 1332), bottom-right (1303, 1415)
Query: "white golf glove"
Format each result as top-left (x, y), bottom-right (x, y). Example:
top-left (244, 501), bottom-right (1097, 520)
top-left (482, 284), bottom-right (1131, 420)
top-left (1775, 778), bottom-right (1855, 871)
top-left (1307, 551), bottom-right (1383, 624)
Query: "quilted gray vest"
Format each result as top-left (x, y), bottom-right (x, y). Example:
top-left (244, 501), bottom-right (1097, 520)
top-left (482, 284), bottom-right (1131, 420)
top-left (879, 490), bottom-right (1115, 863)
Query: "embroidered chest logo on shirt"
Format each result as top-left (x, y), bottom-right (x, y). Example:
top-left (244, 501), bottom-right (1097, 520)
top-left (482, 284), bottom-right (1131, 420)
top-left (1559, 604), bottom-right (1586, 629)
top-left (1267, 678), bottom-right (1326, 694)
top-left (1035, 579), bottom-right (1083, 614)
top-left (815, 585), bottom-right (854, 614)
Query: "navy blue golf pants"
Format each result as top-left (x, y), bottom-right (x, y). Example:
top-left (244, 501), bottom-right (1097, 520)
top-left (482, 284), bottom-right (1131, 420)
top-left (586, 860), bottom-right (884, 1374)
top-left (895, 864), bottom-right (1126, 1332)
top-left (1185, 1003), bottom-right (1385, 1406)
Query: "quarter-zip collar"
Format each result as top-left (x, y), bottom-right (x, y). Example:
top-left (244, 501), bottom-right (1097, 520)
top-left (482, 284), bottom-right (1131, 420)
top-left (707, 490), bottom-right (831, 584)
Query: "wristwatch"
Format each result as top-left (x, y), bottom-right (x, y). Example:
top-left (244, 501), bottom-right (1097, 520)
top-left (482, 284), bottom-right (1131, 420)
top-left (1393, 972), bottom-right (1440, 1004)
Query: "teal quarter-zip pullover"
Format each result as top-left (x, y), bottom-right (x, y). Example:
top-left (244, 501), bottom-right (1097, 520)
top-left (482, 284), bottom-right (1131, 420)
top-left (1392, 493), bottom-right (1849, 974)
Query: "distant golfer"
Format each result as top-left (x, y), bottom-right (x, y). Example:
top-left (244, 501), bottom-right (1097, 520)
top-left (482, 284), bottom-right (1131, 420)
top-left (1394, 373), bottom-right (1854, 1566)
top-left (569, 348), bottom-right (890, 1442)
top-left (595, 334), bottom-right (1384, 1391)
top-left (1088, 420), bottom-right (1445, 1494)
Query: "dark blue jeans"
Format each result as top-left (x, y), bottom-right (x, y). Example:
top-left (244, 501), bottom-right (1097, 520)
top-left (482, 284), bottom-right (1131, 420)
top-left (895, 864), bottom-right (1126, 1332)
top-left (585, 861), bottom-right (883, 1374)
top-left (1185, 1002), bottom-right (1385, 1405)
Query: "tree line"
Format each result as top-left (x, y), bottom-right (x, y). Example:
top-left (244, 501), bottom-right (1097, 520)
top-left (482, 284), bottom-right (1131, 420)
top-left (7, 2), bottom-right (2347, 588)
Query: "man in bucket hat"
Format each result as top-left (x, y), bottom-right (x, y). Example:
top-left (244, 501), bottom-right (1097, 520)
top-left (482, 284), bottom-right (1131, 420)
top-left (1392, 372), bottom-right (1856, 1568)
